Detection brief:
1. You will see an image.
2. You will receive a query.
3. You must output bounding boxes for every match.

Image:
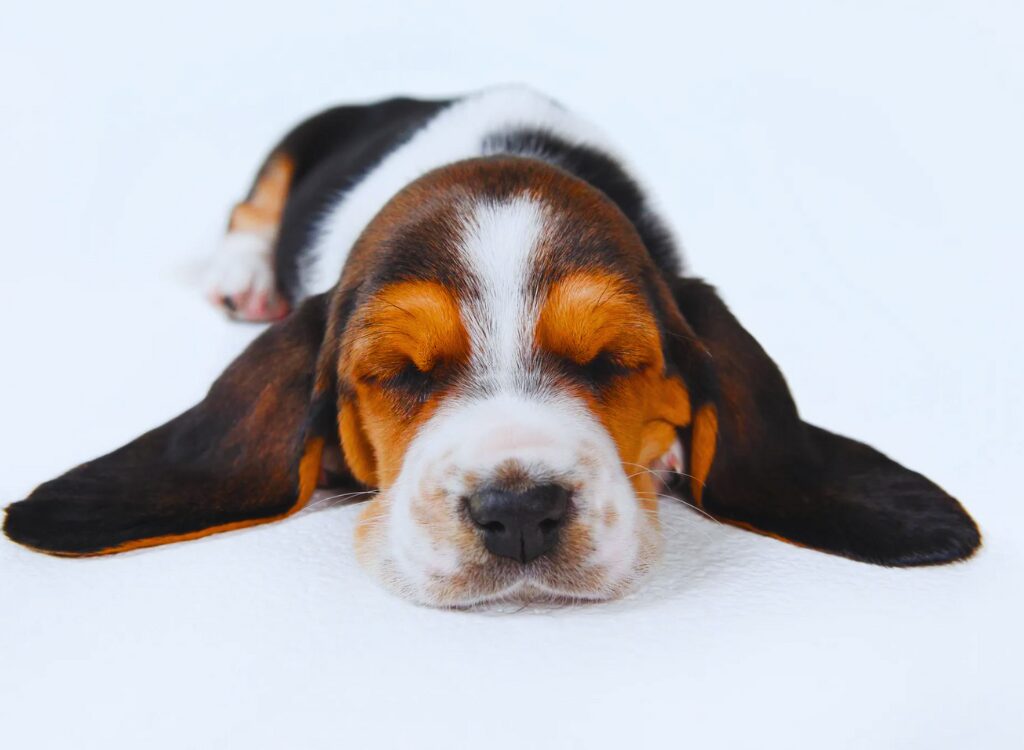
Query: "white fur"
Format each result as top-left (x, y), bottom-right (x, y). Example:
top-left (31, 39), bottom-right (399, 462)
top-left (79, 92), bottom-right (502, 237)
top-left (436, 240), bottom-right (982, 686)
top-left (304, 85), bottom-right (614, 294)
top-left (203, 229), bottom-right (275, 297)
top-left (459, 197), bottom-right (546, 389)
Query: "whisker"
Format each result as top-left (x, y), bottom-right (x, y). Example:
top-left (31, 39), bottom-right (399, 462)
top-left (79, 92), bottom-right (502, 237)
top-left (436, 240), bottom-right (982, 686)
top-left (621, 460), bottom-right (706, 489)
top-left (316, 489), bottom-right (379, 504)
top-left (300, 489), bottom-right (379, 513)
top-left (633, 503), bottom-right (716, 543)
top-left (626, 468), bottom-right (703, 484)
top-left (634, 490), bottom-right (723, 525)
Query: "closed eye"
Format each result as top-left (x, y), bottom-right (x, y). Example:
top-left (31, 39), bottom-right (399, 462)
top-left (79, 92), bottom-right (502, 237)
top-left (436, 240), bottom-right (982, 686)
top-left (563, 350), bottom-right (642, 389)
top-left (361, 361), bottom-right (436, 403)
top-left (384, 361), bottom-right (435, 397)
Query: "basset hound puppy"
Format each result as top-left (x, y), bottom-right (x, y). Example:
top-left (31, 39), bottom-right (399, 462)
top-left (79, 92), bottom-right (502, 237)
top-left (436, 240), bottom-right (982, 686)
top-left (3, 86), bottom-right (980, 606)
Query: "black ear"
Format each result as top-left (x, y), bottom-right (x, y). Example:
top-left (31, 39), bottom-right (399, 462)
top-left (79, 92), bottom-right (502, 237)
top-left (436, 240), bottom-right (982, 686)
top-left (668, 277), bottom-right (981, 566)
top-left (3, 293), bottom-right (350, 556)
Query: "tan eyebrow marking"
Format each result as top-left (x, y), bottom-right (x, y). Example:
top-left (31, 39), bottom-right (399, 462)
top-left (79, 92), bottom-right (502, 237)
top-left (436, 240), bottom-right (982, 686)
top-left (344, 280), bottom-right (470, 380)
top-left (536, 271), bottom-right (662, 369)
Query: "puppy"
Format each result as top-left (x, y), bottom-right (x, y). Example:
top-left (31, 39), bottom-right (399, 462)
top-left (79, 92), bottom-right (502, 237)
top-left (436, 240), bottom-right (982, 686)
top-left (3, 86), bottom-right (980, 606)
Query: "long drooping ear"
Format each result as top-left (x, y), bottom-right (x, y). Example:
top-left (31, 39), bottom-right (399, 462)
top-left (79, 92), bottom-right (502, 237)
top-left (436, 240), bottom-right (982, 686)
top-left (667, 277), bottom-right (981, 566)
top-left (3, 293), bottom-right (349, 556)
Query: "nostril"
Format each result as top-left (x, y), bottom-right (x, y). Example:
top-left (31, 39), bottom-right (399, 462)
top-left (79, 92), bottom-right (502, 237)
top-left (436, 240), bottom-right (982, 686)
top-left (481, 520), bottom-right (505, 533)
top-left (539, 517), bottom-right (561, 533)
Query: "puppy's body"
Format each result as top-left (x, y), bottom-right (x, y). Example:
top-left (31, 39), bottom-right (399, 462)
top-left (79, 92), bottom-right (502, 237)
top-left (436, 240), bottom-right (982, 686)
top-left (208, 86), bottom-right (675, 319)
top-left (5, 86), bottom-right (980, 607)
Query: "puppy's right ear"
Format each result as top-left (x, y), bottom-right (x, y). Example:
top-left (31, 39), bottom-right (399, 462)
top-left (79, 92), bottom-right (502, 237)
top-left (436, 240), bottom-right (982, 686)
top-left (666, 277), bottom-right (980, 566)
top-left (4, 293), bottom-right (353, 556)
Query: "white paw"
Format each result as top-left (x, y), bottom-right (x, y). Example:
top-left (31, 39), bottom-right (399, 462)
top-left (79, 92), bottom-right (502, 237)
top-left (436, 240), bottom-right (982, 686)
top-left (203, 231), bottom-right (289, 321)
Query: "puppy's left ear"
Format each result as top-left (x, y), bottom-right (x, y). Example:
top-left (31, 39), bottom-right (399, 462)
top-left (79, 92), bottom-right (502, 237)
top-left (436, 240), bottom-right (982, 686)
top-left (667, 277), bottom-right (981, 566)
top-left (4, 293), bottom-right (349, 556)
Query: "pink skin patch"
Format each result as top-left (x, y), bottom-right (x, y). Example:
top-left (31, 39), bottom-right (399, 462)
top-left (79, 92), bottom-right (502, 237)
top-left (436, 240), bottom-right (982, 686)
top-left (648, 438), bottom-right (685, 492)
top-left (210, 287), bottom-right (290, 322)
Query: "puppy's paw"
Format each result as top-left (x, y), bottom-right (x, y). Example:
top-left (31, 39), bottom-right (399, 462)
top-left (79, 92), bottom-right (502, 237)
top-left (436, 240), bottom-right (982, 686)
top-left (204, 231), bottom-right (290, 322)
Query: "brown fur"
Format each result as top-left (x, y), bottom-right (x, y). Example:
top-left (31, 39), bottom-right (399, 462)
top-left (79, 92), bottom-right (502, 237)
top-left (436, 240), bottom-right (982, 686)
top-left (227, 154), bottom-right (294, 233)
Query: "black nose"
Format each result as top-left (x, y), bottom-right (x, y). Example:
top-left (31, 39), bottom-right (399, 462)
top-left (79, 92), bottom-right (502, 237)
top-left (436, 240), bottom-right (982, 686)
top-left (466, 483), bottom-right (570, 563)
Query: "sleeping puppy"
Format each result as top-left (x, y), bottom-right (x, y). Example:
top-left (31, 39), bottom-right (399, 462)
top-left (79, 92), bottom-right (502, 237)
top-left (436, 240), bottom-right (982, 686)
top-left (3, 86), bottom-right (980, 606)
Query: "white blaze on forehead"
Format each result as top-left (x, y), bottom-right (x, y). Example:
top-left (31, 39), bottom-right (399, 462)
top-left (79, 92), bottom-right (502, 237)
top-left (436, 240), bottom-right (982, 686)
top-left (458, 197), bottom-right (547, 389)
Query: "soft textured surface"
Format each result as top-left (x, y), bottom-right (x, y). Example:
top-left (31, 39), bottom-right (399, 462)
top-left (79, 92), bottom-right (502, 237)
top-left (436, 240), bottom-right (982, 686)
top-left (1, 2), bottom-right (1020, 748)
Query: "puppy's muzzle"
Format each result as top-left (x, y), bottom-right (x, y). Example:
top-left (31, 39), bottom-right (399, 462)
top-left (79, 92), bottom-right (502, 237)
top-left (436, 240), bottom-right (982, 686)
top-left (465, 483), bottom-right (571, 563)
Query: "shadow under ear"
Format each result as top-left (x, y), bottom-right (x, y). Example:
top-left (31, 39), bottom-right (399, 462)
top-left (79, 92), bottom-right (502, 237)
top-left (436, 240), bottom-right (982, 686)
top-left (4, 294), bottom-right (344, 556)
top-left (667, 276), bottom-right (981, 567)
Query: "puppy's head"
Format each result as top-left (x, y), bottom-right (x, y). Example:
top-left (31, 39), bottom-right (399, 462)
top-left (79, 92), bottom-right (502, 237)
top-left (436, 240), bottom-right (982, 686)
top-left (332, 159), bottom-right (703, 604)
top-left (4, 158), bottom-right (980, 605)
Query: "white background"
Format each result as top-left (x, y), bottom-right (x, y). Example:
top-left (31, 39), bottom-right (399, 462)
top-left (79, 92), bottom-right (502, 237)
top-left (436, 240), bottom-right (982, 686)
top-left (1, 1), bottom-right (1021, 748)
